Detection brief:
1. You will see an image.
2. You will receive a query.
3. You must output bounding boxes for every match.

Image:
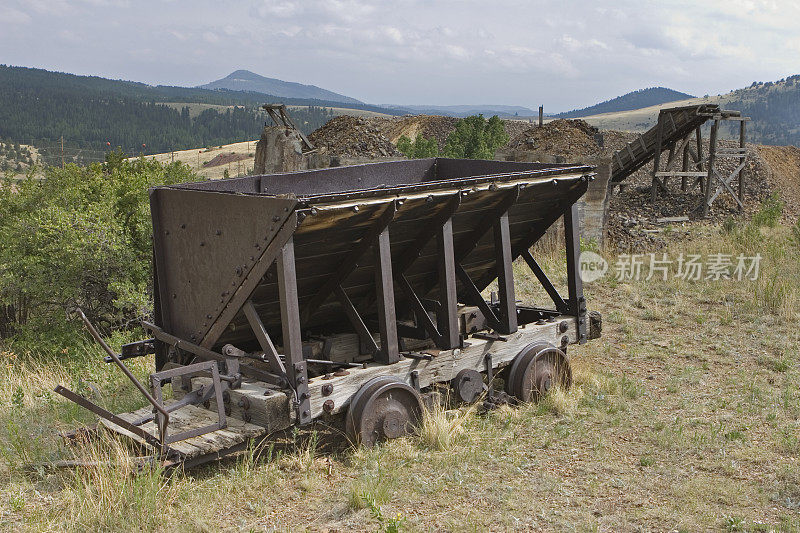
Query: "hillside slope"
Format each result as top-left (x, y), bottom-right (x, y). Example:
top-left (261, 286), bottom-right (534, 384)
top-left (556, 87), bottom-right (695, 118)
top-left (200, 70), bottom-right (362, 105)
top-left (575, 75), bottom-right (800, 146)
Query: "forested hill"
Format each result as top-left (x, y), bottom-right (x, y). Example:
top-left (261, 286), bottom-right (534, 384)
top-left (556, 87), bottom-right (694, 118)
top-left (717, 76), bottom-right (800, 146)
top-left (200, 70), bottom-right (362, 105)
top-left (0, 65), bottom-right (399, 156)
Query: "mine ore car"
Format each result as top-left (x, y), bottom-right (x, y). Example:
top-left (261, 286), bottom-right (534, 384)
top-left (57, 158), bottom-right (601, 467)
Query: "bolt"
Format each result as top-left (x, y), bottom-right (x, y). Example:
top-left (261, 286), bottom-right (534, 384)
top-left (302, 410), bottom-right (310, 418)
top-left (238, 397), bottom-right (250, 409)
top-left (323, 400), bottom-right (334, 414)
top-left (559, 320), bottom-right (569, 333)
top-left (321, 384), bottom-right (333, 396)
top-left (216, 229), bottom-right (222, 236)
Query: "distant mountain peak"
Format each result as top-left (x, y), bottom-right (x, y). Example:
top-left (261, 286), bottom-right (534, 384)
top-left (199, 70), bottom-right (362, 105)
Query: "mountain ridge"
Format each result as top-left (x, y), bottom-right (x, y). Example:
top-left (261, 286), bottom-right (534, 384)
top-left (556, 87), bottom-right (695, 118)
top-left (199, 69), bottom-right (362, 105)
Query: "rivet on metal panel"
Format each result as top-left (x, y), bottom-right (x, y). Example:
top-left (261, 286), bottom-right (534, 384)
top-left (310, 208), bottom-right (318, 215)
top-left (165, 230), bottom-right (170, 235)
top-left (172, 293), bottom-right (177, 299)
top-left (272, 215), bottom-right (281, 222)
top-left (180, 224), bottom-right (186, 229)
top-left (426, 195), bottom-right (434, 202)
top-left (216, 230), bottom-right (222, 236)
top-left (200, 242), bottom-right (205, 247)
top-left (352, 206), bottom-right (359, 212)
top-left (488, 183), bottom-right (497, 191)
top-left (561, 335), bottom-right (569, 348)
top-left (206, 314), bottom-right (213, 320)
top-left (559, 321), bottom-right (569, 333)
top-left (321, 384), bottom-right (333, 396)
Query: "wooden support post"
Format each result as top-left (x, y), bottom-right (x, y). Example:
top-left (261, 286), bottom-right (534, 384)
top-left (538, 105), bottom-right (543, 127)
top-left (277, 237), bottom-right (310, 424)
top-left (681, 139), bottom-right (690, 191)
top-left (738, 120), bottom-right (746, 212)
top-left (564, 204), bottom-right (587, 343)
top-left (436, 218), bottom-right (460, 348)
top-left (703, 119), bottom-right (719, 217)
top-left (493, 212), bottom-right (517, 334)
top-left (373, 228), bottom-right (399, 364)
top-left (651, 113), bottom-right (664, 203)
top-left (695, 126), bottom-right (705, 193)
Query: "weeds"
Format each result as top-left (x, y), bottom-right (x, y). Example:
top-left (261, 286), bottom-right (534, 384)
top-left (752, 193), bottom-right (783, 227)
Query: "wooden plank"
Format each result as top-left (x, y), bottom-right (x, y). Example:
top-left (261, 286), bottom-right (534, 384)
top-left (436, 218), bottom-right (460, 349)
top-left (493, 211), bottom-right (518, 334)
top-left (373, 228), bottom-right (400, 364)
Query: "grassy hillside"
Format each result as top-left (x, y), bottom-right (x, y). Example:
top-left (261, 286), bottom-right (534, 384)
top-left (576, 76), bottom-right (800, 146)
top-left (556, 87), bottom-right (695, 119)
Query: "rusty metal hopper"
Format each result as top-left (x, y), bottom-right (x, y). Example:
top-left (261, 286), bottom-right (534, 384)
top-left (150, 158), bottom-right (593, 356)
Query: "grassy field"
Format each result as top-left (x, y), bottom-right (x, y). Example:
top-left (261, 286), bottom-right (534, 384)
top-left (1, 215), bottom-right (799, 531)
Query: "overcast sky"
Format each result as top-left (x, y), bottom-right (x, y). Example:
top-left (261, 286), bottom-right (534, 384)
top-left (2, 0), bottom-right (799, 111)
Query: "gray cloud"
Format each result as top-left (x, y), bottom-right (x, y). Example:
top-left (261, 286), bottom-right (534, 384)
top-left (1, 0), bottom-right (797, 111)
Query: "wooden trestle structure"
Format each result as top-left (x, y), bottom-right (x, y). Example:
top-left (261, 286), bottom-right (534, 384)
top-left (609, 104), bottom-right (750, 216)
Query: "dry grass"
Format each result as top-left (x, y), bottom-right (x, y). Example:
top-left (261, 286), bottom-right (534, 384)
top-left (2, 221), bottom-right (800, 531)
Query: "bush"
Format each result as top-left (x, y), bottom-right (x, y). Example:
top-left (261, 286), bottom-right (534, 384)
top-left (442, 115), bottom-right (509, 160)
top-left (396, 135), bottom-right (438, 159)
top-left (752, 193), bottom-right (783, 227)
top-left (0, 153), bottom-right (196, 351)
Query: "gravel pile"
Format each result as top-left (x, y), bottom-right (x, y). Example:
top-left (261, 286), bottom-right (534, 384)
top-left (507, 119), bottom-right (604, 158)
top-left (309, 116), bottom-right (402, 158)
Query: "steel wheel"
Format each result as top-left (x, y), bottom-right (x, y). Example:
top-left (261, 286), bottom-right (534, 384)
top-left (506, 342), bottom-right (571, 402)
top-left (346, 376), bottom-right (423, 447)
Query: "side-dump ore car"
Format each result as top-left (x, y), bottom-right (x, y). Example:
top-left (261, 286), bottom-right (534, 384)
top-left (57, 158), bottom-right (601, 467)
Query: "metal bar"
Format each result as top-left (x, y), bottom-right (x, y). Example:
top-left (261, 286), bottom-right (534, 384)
top-left (277, 237), bottom-right (310, 424)
top-left (493, 211), bottom-right (518, 334)
top-left (143, 321), bottom-right (228, 363)
top-left (53, 386), bottom-right (165, 451)
top-left (242, 300), bottom-right (286, 375)
top-left (519, 249), bottom-right (569, 313)
top-left (75, 309), bottom-right (171, 446)
top-left (436, 217), bottom-right (460, 349)
top-left (201, 212), bottom-right (299, 349)
top-left (455, 263), bottom-right (502, 332)
top-left (397, 274), bottom-right (443, 347)
top-left (564, 204), bottom-right (587, 343)
top-left (373, 228), bottom-right (400, 364)
top-left (301, 202), bottom-right (398, 323)
top-left (335, 285), bottom-right (380, 355)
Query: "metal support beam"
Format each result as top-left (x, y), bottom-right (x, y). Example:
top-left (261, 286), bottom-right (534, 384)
top-left (455, 263), bottom-right (503, 332)
top-left (519, 249), bottom-right (569, 314)
top-left (493, 211), bottom-right (517, 334)
top-left (373, 228), bottom-right (400, 364)
top-left (242, 300), bottom-right (286, 376)
top-left (335, 285), bottom-right (379, 355)
top-left (277, 237), bottom-right (310, 424)
top-left (436, 218), bottom-right (460, 349)
top-left (397, 274), bottom-right (443, 347)
top-left (564, 204), bottom-right (587, 343)
top-left (302, 202), bottom-right (397, 323)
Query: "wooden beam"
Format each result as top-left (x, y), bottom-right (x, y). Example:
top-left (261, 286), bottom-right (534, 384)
top-left (564, 204), bottom-right (587, 343)
top-left (651, 112), bottom-right (664, 202)
top-left (396, 274), bottom-right (442, 346)
top-left (703, 119), bottom-right (719, 217)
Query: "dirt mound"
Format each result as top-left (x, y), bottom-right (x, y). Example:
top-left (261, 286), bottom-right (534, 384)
top-left (507, 119), bottom-right (603, 158)
top-left (371, 115), bottom-right (460, 151)
top-left (755, 145), bottom-right (800, 220)
top-left (203, 152), bottom-right (251, 168)
top-left (309, 116), bottom-right (402, 158)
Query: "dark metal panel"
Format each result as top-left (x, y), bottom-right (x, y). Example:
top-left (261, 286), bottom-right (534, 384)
top-left (436, 218), bottom-right (460, 348)
top-left (149, 188), bottom-right (296, 344)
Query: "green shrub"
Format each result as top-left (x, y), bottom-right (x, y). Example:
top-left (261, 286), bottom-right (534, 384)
top-left (442, 115), bottom-right (509, 160)
top-left (396, 135), bottom-right (438, 159)
top-left (752, 193), bottom-right (783, 227)
top-left (0, 153), bottom-right (196, 353)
